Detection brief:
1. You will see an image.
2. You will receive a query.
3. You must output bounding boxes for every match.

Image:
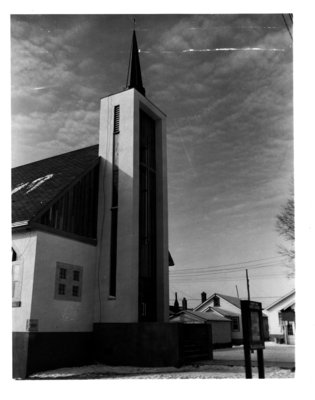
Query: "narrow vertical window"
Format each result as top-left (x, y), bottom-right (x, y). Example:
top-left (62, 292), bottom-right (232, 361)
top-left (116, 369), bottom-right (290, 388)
top-left (138, 110), bottom-right (157, 321)
top-left (110, 105), bottom-right (120, 297)
top-left (12, 247), bottom-right (23, 307)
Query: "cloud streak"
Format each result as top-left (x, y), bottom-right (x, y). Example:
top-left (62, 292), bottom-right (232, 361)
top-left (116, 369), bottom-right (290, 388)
top-left (141, 47), bottom-right (287, 54)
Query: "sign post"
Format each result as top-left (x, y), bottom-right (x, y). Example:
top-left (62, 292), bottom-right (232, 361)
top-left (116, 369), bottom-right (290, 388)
top-left (241, 300), bottom-right (265, 379)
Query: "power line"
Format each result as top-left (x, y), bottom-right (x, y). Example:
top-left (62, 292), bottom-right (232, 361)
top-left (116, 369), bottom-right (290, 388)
top-left (170, 262), bottom-right (286, 277)
top-left (170, 272), bottom-right (288, 283)
top-left (169, 296), bottom-right (280, 301)
top-left (170, 255), bottom-right (284, 273)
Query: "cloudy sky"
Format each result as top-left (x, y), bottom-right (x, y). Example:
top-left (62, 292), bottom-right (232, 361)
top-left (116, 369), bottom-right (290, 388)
top-left (11, 14), bottom-right (294, 308)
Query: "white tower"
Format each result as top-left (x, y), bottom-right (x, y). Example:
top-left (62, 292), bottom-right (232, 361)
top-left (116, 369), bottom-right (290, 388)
top-left (95, 30), bottom-right (169, 323)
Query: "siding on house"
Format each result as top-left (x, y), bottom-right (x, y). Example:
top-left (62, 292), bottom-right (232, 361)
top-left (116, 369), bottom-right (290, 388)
top-left (195, 295), bottom-right (243, 343)
top-left (265, 290), bottom-right (295, 337)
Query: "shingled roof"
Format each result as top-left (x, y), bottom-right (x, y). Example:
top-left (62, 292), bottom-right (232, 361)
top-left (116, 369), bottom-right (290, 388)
top-left (12, 145), bottom-right (99, 225)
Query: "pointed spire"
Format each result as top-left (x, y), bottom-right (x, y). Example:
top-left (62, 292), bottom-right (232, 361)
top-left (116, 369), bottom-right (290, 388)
top-left (126, 28), bottom-right (146, 96)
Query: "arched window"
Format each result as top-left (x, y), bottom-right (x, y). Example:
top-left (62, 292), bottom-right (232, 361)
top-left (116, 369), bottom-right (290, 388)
top-left (12, 247), bottom-right (23, 307)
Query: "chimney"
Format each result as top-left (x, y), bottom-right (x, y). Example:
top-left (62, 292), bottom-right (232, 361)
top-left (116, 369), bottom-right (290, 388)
top-left (182, 297), bottom-right (187, 310)
top-left (174, 292), bottom-right (179, 313)
top-left (201, 291), bottom-right (207, 303)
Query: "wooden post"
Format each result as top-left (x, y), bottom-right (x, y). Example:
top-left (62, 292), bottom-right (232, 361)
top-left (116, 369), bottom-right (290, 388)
top-left (257, 349), bottom-right (265, 378)
top-left (244, 345), bottom-right (252, 379)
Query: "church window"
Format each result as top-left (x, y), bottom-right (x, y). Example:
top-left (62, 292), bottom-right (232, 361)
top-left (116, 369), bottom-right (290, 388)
top-left (73, 270), bottom-right (80, 281)
top-left (138, 110), bottom-right (157, 321)
top-left (55, 262), bottom-right (83, 301)
top-left (109, 105), bottom-right (120, 297)
top-left (59, 268), bottom-right (67, 279)
top-left (58, 284), bottom-right (66, 295)
top-left (72, 285), bottom-right (79, 297)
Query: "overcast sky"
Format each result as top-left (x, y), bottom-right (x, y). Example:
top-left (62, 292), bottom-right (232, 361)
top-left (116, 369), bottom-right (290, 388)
top-left (11, 14), bottom-right (294, 308)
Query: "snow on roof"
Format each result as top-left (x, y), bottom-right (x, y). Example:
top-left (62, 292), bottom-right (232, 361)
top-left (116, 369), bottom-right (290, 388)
top-left (194, 292), bottom-right (241, 311)
top-left (170, 309), bottom-right (231, 322)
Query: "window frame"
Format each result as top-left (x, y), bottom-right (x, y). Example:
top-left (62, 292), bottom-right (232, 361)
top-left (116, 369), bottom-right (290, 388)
top-left (230, 316), bottom-right (240, 332)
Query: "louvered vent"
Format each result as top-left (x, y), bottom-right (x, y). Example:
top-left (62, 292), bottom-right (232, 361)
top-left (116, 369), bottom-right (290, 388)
top-left (113, 105), bottom-right (120, 134)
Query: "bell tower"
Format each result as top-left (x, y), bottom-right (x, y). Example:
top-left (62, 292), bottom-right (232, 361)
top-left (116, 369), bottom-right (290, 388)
top-left (96, 29), bottom-right (169, 323)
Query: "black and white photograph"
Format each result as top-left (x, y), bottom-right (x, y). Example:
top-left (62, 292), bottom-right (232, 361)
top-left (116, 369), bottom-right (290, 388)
top-left (8, 5), bottom-right (306, 387)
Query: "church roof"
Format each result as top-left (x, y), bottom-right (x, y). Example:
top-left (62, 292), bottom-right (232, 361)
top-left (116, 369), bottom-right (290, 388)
top-left (12, 145), bottom-right (99, 225)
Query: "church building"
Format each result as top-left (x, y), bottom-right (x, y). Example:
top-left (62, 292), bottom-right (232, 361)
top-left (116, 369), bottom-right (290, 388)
top-left (12, 29), bottom-right (178, 378)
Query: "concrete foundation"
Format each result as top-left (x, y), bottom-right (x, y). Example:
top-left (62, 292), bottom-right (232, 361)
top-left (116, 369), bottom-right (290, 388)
top-left (13, 323), bottom-right (213, 378)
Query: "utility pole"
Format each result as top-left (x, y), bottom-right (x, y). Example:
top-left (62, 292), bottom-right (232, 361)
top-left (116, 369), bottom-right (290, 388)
top-left (235, 285), bottom-right (239, 299)
top-left (246, 269), bottom-right (250, 301)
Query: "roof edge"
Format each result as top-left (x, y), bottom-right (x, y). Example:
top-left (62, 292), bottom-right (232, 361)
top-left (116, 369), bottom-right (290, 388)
top-left (266, 289), bottom-right (295, 310)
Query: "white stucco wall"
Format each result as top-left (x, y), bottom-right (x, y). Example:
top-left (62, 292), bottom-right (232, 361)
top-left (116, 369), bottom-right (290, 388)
top-left (12, 231), bottom-right (38, 332)
top-left (97, 89), bottom-right (138, 323)
top-left (96, 89), bottom-right (169, 323)
top-left (30, 231), bottom-right (96, 332)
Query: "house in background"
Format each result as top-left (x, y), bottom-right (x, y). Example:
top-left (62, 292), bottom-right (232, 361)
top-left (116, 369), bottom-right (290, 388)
top-left (193, 292), bottom-right (269, 345)
top-left (265, 289), bottom-right (295, 344)
top-left (169, 309), bottom-right (232, 348)
top-left (194, 293), bottom-right (244, 345)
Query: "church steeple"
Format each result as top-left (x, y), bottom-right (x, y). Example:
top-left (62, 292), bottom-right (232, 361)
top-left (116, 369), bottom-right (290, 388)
top-left (126, 29), bottom-right (146, 96)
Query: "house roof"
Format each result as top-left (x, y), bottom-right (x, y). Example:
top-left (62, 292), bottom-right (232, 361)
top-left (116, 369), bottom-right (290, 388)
top-left (215, 293), bottom-right (241, 309)
top-left (12, 145), bottom-right (99, 225)
top-left (170, 310), bottom-right (230, 322)
top-left (194, 292), bottom-right (241, 311)
top-left (208, 307), bottom-right (240, 317)
top-left (265, 289), bottom-right (295, 311)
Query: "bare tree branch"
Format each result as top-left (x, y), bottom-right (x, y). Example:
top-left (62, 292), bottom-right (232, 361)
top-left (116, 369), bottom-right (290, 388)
top-left (276, 191), bottom-right (295, 276)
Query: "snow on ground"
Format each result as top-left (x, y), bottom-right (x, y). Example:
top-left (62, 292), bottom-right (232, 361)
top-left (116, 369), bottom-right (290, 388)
top-left (30, 363), bottom-right (294, 380)
top-left (28, 342), bottom-right (294, 380)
